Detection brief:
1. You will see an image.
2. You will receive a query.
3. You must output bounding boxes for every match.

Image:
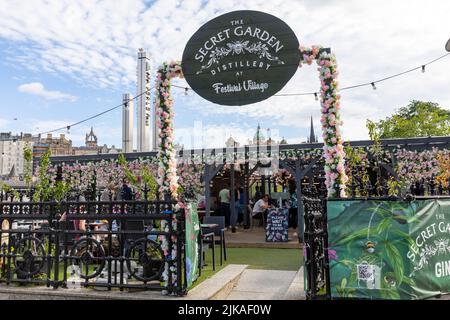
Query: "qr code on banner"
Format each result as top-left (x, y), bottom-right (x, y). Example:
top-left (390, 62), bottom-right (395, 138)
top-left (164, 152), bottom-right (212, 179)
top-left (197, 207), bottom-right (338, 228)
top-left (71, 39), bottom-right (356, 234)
top-left (357, 263), bottom-right (374, 281)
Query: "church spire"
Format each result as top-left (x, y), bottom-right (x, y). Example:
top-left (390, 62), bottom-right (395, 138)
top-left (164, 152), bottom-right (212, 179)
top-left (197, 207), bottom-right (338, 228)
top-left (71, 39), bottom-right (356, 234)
top-left (254, 122), bottom-right (265, 145)
top-left (308, 116), bottom-right (317, 143)
top-left (85, 126), bottom-right (98, 147)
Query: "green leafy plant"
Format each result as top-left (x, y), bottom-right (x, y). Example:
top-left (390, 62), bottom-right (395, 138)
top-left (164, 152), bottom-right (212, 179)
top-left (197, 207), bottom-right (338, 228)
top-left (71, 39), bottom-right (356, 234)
top-left (387, 177), bottom-right (400, 197)
top-left (374, 100), bottom-right (450, 138)
top-left (118, 154), bottom-right (138, 185)
top-left (33, 149), bottom-right (52, 202)
top-left (118, 153), bottom-right (157, 200)
top-left (32, 149), bottom-right (71, 203)
top-left (0, 182), bottom-right (20, 199)
top-left (23, 146), bottom-right (33, 188)
top-left (436, 153), bottom-right (450, 189)
top-left (344, 143), bottom-right (370, 196)
top-left (141, 165), bottom-right (158, 200)
top-left (53, 180), bottom-right (71, 202)
top-left (367, 120), bottom-right (384, 195)
top-left (366, 120), bottom-right (382, 158)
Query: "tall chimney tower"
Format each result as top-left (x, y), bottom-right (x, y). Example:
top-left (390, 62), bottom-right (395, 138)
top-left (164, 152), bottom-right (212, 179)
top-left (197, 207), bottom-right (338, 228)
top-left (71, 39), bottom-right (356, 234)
top-left (122, 93), bottom-right (133, 153)
top-left (136, 48), bottom-right (151, 152)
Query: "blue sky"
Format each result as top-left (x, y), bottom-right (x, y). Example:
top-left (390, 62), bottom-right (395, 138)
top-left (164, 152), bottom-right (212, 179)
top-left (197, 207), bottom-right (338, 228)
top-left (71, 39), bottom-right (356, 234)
top-left (0, 0), bottom-right (449, 149)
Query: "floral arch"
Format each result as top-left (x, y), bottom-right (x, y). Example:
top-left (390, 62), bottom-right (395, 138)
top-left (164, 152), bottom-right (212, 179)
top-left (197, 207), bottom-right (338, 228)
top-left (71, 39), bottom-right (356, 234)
top-left (155, 45), bottom-right (348, 199)
top-left (299, 46), bottom-right (348, 197)
top-left (155, 61), bottom-right (184, 199)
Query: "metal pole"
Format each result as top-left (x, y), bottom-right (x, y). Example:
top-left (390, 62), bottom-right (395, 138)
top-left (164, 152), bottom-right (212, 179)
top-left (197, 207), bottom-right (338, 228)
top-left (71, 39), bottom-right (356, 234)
top-left (244, 165), bottom-right (250, 227)
top-left (244, 146), bottom-right (250, 227)
top-left (296, 159), bottom-right (304, 243)
top-left (204, 165), bottom-right (211, 217)
top-left (230, 164), bottom-right (235, 228)
top-left (261, 175), bottom-right (266, 195)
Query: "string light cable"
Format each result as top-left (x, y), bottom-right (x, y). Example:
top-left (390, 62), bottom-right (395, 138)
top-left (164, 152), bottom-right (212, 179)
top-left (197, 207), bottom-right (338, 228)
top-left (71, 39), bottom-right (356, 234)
top-left (173, 52), bottom-right (450, 97)
top-left (37, 87), bottom-right (154, 135)
top-left (37, 52), bottom-right (449, 135)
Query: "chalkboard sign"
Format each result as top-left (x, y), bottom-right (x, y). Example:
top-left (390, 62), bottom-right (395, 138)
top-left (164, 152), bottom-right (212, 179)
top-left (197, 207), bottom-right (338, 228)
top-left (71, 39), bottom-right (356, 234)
top-left (265, 208), bottom-right (289, 242)
top-left (182, 10), bottom-right (301, 106)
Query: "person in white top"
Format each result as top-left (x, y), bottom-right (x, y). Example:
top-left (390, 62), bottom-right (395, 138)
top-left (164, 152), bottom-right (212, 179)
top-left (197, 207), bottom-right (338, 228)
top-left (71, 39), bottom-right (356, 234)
top-left (218, 187), bottom-right (231, 226)
top-left (252, 194), bottom-right (270, 223)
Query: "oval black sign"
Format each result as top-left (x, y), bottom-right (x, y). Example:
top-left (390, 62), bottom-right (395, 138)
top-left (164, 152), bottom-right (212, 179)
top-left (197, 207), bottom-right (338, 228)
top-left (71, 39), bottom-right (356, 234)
top-left (182, 10), bottom-right (301, 106)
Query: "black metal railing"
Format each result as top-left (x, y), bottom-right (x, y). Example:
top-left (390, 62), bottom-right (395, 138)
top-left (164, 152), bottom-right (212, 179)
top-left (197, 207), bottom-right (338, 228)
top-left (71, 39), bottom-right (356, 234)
top-left (303, 175), bottom-right (331, 300)
top-left (0, 192), bottom-right (187, 296)
top-left (302, 177), bottom-right (450, 300)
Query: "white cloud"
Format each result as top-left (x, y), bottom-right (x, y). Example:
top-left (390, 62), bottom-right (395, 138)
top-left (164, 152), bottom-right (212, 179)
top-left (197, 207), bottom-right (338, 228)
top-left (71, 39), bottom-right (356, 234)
top-left (31, 120), bottom-right (71, 136)
top-left (29, 120), bottom-right (121, 148)
top-left (1, 0), bottom-right (450, 143)
top-left (18, 82), bottom-right (77, 102)
top-left (173, 120), bottom-right (297, 149)
top-left (175, 122), bottom-right (255, 149)
top-left (171, 119), bottom-right (312, 151)
top-left (0, 118), bottom-right (9, 129)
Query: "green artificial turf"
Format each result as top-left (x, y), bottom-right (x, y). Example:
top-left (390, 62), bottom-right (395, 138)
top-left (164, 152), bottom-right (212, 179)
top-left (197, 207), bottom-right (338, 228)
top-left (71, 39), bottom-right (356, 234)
top-left (228, 248), bottom-right (302, 270)
top-left (192, 247), bottom-right (303, 288)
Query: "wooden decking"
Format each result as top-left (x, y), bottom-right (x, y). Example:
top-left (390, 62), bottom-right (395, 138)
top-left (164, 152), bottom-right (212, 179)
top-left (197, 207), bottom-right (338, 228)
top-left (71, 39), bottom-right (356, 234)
top-left (225, 227), bottom-right (302, 249)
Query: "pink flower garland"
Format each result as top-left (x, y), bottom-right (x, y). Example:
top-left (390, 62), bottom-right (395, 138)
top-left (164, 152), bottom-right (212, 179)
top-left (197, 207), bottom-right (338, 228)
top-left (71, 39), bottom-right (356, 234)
top-left (155, 61), bottom-right (184, 292)
top-left (155, 61), bottom-right (183, 199)
top-left (299, 46), bottom-right (348, 197)
top-left (396, 148), bottom-right (449, 184)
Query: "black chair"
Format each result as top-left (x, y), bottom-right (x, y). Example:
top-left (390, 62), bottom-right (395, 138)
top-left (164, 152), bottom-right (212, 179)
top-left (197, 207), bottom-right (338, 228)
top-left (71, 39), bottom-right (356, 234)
top-left (198, 230), bottom-right (215, 274)
top-left (202, 216), bottom-right (227, 265)
top-left (248, 205), bottom-right (266, 229)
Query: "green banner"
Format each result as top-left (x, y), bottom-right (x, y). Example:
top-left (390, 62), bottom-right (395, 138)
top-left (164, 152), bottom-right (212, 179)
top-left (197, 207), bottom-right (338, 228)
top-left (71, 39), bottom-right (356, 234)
top-left (185, 202), bottom-right (200, 288)
top-left (328, 199), bottom-right (450, 299)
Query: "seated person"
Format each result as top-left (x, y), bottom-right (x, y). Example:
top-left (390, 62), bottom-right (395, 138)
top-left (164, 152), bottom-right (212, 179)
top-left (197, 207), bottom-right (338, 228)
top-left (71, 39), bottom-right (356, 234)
top-left (252, 194), bottom-right (270, 222)
top-left (92, 219), bottom-right (109, 241)
top-left (59, 213), bottom-right (86, 229)
top-left (74, 219), bottom-right (87, 232)
top-left (197, 195), bottom-right (206, 210)
top-left (58, 213), bottom-right (86, 243)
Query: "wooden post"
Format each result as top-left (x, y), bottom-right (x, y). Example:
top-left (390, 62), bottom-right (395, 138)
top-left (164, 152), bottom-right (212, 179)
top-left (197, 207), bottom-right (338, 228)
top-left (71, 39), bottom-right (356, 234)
top-left (244, 146), bottom-right (250, 227)
top-left (261, 175), bottom-right (266, 195)
top-left (204, 164), bottom-right (211, 217)
top-left (244, 161), bottom-right (250, 227)
top-left (230, 164), bottom-right (236, 227)
top-left (295, 159), bottom-right (304, 243)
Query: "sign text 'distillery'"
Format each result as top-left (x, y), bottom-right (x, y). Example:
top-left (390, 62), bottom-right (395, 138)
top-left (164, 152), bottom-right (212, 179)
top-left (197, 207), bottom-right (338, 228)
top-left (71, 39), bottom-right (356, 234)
top-left (182, 10), bottom-right (300, 106)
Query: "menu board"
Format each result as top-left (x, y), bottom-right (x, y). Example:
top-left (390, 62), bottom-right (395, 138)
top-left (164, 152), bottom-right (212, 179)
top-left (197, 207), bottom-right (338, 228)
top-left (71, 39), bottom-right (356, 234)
top-left (265, 208), bottom-right (289, 242)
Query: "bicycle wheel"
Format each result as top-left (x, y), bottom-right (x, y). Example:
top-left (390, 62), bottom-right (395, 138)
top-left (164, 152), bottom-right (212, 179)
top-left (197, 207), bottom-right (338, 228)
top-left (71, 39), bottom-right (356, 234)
top-left (70, 237), bottom-right (105, 279)
top-left (13, 236), bottom-right (46, 278)
top-left (125, 238), bottom-right (164, 282)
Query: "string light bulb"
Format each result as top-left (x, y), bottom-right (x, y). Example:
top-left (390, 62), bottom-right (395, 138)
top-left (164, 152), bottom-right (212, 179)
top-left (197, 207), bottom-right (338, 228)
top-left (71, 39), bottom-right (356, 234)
top-left (314, 92), bottom-right (318, 101)
top-left (184, 87), bottom-right (188, 96)
top-left (34, 52), bottom-right (450, 136)
top-left (66, 126), bottom-right (71, 134)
